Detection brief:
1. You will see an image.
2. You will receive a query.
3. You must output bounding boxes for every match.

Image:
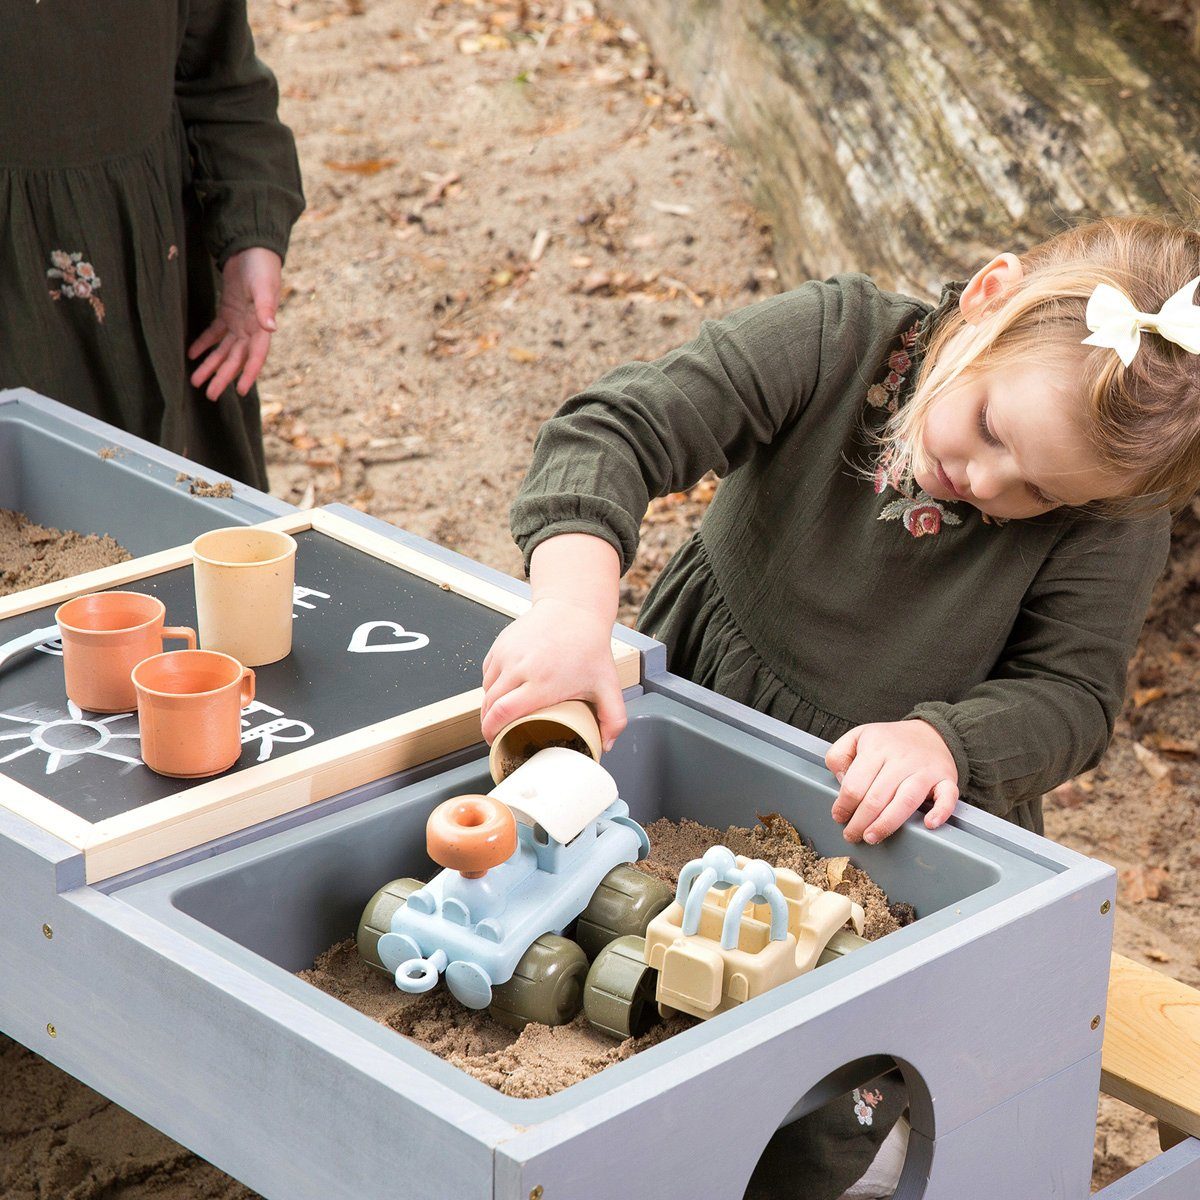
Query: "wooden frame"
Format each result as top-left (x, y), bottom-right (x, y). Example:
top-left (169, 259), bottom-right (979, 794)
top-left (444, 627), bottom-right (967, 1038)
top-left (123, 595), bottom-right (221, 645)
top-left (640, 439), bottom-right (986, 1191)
top-left (0, 508), bottom-right (640, 883)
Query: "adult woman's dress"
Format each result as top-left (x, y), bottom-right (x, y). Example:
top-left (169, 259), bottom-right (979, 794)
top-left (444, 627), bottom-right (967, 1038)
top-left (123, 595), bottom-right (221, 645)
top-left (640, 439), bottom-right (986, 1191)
top-left (0, 1), bottom-right (305, 488)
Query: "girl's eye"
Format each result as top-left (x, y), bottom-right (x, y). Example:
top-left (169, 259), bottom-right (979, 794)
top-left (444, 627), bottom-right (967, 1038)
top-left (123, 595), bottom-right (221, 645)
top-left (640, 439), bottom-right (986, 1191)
top-left (978, 405), bottom-right (1002, 447)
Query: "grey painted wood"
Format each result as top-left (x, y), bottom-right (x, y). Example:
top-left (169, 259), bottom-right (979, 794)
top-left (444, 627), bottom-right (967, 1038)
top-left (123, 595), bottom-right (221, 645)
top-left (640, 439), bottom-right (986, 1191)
top-left (0, 805), bottom-right (508, 1200)
top-left (1094, 1139), bottom-right (1200, 1200)
top-left (0, 389), bottom-right (288, 551)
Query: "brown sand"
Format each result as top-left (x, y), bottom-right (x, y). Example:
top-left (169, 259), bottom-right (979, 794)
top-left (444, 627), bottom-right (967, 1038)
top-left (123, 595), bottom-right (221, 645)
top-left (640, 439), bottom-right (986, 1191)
top-left (299, 813), bottom-right (912, 1098)
top-left (174, 475), bottom-right (235, 499)
top-left (0, 508), bottom-right (131, 599)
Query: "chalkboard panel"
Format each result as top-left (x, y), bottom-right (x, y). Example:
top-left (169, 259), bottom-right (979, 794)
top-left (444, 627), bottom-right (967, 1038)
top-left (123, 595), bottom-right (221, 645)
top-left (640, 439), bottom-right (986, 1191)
top-left (0, 528), bottom-right (509, 822)
top-left (0, 509), bottom-right (641, 882)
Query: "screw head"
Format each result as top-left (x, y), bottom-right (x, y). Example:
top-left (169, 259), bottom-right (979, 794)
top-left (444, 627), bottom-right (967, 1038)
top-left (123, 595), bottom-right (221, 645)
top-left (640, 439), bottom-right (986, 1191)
top-left (1100, 900), bottom-right (1111, 915)
top-left (42, 923), bottom-right (53, 939)
top-left (46, 1023), bottom-right (57, 1038)
top-left (530, 1188), bottom-right (544, 1200)
top-left (1091, 1015), bottom-right (1101, 1031)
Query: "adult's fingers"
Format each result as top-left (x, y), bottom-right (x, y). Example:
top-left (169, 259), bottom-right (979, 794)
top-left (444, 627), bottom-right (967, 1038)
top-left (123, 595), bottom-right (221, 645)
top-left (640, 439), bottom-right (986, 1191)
top-left (237, 330), bottom-right (272, 396)
top-left (207, 341), bottom-right (249, 400)
top-left (190, 333), bottom-right (234, 388)
top-left (924, 780), bottom-right (959, 829)
top-left (188, 320), bottom-right (226, 361)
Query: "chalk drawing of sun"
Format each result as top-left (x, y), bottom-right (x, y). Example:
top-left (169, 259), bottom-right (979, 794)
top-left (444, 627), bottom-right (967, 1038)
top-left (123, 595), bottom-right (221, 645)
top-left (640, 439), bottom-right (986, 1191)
top-left (0, 702), bottom-right (142, 775)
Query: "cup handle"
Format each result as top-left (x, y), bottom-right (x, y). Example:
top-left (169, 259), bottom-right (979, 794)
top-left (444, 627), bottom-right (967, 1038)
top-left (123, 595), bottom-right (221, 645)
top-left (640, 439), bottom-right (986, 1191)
top-left (163, 626), bottom-right (197, 650)
top-left (240, 667), bottom-right (256, 708)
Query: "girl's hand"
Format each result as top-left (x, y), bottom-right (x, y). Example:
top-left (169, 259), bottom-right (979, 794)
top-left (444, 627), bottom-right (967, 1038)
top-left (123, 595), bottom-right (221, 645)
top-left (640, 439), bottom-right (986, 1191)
top-left (825, 719), bottom-right (959, 844)
top-left (188, 247), bottom-right (283, 400)
top-left (480, 597), bottom-right (626, 749)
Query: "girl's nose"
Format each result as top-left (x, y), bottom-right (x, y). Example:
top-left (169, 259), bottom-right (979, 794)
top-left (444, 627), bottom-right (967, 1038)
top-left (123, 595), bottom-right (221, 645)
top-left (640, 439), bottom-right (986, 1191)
top-left (967, 457), bottom-right (1018, 501)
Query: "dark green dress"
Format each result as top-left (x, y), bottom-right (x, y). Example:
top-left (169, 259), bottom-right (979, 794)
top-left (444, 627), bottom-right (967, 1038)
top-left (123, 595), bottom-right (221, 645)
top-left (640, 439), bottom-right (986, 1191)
top-left (510, 274), bottom-right (1170, 1198)
top-left (0, 1), bottom-right (305, 488)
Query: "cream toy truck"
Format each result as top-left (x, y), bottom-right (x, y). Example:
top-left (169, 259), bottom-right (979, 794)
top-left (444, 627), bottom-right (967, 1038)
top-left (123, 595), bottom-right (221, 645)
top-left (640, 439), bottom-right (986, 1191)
top-left (585, 845), bottom-right (866, 1037)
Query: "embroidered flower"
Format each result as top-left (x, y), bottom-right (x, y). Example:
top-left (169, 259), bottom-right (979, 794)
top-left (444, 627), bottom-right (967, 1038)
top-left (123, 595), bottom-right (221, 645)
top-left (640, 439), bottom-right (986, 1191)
top-left (48, 251), bottom-right (105, 323)
top-left (852, 1088), bottom-right (877, 1126)
top-left (869, 320), bottom-right (921, 414)
top-left (880, 493), bottom-right (961, 537)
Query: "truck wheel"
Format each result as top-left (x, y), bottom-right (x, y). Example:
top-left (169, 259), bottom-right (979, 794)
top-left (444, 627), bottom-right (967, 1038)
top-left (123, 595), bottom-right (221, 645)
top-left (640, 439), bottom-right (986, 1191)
top-left (584, 934), bottom-right (660, 1039)
top-left (575, 865), bottom-right (673, 961)
top-left (489, 935), bottom-right (589, 1031)
top-left (357, 878), bottom-right (424, 978)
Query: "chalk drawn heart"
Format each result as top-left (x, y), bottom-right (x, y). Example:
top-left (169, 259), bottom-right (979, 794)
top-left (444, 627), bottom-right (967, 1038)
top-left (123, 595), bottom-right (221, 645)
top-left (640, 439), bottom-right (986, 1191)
top-left (348, 621), bottom-right (430, 654)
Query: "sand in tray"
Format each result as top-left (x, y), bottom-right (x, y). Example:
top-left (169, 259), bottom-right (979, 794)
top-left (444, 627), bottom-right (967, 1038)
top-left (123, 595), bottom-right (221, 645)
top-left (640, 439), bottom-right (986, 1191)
top-left (0, 508), bottom-right (131, 598)
top-left (300, 814), bottom-right (916, 1098)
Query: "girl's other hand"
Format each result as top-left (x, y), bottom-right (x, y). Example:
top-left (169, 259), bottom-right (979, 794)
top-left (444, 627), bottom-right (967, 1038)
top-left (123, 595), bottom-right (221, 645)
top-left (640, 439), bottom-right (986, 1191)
top-left (188, 247), bottom-right (283, 400)
top-left (480, 597), bottom-right (626, 749)
top-left (825, 719), bottom-right (959, 844)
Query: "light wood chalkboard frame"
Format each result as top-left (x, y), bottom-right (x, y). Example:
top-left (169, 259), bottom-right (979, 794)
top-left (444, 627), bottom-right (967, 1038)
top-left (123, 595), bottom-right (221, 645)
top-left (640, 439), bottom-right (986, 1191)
top-left (0, 507), bottom-right (640, 883)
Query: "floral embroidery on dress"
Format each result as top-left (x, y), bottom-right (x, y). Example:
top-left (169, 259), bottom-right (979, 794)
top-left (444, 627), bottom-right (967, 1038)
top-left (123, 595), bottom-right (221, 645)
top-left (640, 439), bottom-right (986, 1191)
top-left (852, 1087), bottom-right (884, 1126)
top-left (866, 321), bottom-right (920, 413)
top-left (47, 251), bottom-right (105, 323)
top-left (874, 444), bottom-right (963, 538)
top-left (867, 316), bottom-right (980, 538)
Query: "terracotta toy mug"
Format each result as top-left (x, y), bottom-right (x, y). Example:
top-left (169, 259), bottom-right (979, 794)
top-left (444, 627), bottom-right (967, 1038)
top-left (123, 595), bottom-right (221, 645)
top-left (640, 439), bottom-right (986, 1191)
top-left (55, 591), bottom-right (196, 713)
top-left (132, 650), bottom-right (255, 778)
top-left (192, 526), bottom-right (297, 667)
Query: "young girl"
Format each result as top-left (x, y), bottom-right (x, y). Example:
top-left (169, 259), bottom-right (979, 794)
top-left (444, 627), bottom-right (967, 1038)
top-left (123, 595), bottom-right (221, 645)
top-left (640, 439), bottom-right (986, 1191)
top-left (481, 214), bottom-right (1200, 1198)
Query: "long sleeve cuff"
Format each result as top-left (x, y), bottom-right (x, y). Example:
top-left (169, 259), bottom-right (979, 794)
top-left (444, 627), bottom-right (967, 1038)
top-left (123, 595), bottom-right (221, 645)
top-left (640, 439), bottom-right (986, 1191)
top-left (511, 493), bottom-right (642, 577)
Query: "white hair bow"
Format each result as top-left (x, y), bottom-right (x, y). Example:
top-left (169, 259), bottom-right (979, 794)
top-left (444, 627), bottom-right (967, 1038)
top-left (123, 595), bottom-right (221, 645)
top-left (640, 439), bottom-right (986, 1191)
top-left (1082, 276), bottom-right (1200, 366)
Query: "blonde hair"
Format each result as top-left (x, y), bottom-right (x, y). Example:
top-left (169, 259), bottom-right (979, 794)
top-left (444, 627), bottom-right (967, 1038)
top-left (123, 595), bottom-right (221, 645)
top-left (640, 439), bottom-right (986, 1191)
top-left (871, 215), bottom-right (1200, 517)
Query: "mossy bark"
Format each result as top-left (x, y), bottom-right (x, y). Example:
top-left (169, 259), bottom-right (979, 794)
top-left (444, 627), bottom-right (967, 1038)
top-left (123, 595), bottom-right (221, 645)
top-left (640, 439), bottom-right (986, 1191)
top-left (606, 0), bottom-right (1200, 295)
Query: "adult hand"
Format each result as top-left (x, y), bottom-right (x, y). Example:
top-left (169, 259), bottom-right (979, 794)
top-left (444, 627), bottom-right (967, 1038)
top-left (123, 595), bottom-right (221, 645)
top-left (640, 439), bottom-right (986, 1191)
top-left (825, 719), bottom-right (959, 844)
top-left (481, 597), bottom-right (626, 750)
top-left (188, 247), bottom-right (283, 400)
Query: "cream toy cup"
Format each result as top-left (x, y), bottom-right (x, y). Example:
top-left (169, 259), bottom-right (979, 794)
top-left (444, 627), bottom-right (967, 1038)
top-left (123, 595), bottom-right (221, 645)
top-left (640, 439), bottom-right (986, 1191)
top-left (132, 650), bottom-right (255, 778)
top-left (192, 526), bottom-right (297, 667)
top-left (55, 591), bottom-right (196, 713)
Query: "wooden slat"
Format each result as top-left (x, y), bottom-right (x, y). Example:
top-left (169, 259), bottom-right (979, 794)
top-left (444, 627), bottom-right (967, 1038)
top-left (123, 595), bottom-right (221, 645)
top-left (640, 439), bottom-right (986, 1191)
top-left (1102, 952), bottom-right (1200, 1139)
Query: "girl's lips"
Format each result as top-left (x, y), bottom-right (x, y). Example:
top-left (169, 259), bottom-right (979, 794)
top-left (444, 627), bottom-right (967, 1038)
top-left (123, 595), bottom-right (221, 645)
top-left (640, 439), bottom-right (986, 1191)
top-left (936, 460), bottom-right (964, 499)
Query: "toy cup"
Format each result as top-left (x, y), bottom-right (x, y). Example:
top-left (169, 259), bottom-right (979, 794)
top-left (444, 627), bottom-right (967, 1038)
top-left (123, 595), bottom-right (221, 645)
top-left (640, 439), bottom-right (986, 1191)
top-left (132, 650), bottom-right (255, 778)
top-left (55, 591), bottom-right (196, 713)
top-left (192, 527), bottom-right (297, 667)
top-left (488, 699), bottom-right (602, 784)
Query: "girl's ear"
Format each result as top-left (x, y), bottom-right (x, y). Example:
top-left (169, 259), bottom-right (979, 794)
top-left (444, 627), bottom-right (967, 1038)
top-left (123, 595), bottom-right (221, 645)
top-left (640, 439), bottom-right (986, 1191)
top-left (960, 253), bottom-right (1024, 323)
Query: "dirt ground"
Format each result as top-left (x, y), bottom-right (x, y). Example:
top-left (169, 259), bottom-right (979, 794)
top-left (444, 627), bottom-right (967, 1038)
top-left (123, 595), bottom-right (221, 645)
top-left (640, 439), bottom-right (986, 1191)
top-left (2, 0), bottom-right (1197, 1196)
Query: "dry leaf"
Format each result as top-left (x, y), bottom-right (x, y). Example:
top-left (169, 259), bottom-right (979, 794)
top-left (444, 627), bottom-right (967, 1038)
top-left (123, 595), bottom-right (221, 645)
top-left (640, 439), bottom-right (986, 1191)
top-left (324, 158), bottom-right (399, 175)
top-left (1133, 740), bottom-right (1173, 783)
top-left (755, 812), bottom-right (803, 844)
top-left (508, 346), bottom-right (540, 363)
top-left (1119, 864), bottom-right (1170, 903)
top-left (1048, 781), bottom-right (1087, 809)
top-left (1143, 732), bottom-right (1197, 756)
top-left (826, 856), bottom-right (851, 891)
top-left (1133, 686), bottom-right (1167, 708)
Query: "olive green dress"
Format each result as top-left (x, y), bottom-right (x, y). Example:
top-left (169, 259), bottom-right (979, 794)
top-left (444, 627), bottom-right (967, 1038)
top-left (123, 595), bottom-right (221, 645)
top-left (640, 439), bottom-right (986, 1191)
top-left (510, 273), bottom-right (1170, 1197)
top-left (0, 1), bottom-right (305, 488)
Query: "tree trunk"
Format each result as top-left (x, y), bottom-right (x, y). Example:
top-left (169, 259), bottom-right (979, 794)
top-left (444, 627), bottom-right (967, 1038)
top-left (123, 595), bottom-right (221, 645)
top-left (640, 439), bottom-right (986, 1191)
top-left (603, 0), bottom-right (1200, 295)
